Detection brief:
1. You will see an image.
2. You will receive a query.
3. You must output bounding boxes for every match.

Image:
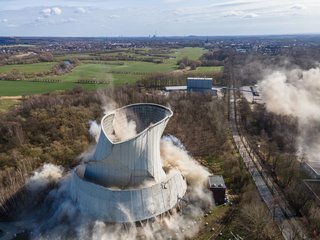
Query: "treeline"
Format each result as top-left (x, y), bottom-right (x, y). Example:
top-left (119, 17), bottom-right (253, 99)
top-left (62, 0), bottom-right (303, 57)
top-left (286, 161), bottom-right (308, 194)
top-left (0, 52), bottom-right (54, 65)
top-left (109, 70), bottom-right (149, 75)
top-left (76, 79), bottom-right (111, 84)
top-left (90, 54), bottom-right (165, 63)
top-left (55, 52), bottom-right (167, 64)
top-left (200, 49), bottom-right (229, 66)
top-left (138, 71), bottom-right (226, 89)
top-left (177, 57), bottom-right (202, 70)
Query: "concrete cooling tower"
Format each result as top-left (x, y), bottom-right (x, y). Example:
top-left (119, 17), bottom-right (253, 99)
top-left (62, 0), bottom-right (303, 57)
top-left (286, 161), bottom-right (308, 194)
top-left (70, 103), bottom-right (187, 222)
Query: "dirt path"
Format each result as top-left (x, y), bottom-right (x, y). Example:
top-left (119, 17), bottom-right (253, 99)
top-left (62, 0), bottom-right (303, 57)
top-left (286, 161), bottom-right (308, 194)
top-left (172, 66), bottom-right (191, 73)
top-left (0, 96), bottom-right (23, 100)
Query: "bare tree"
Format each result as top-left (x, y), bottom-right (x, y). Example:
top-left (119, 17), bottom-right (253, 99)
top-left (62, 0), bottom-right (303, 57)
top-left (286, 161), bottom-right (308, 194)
top-left (237, 199), bottom-right (280, 240)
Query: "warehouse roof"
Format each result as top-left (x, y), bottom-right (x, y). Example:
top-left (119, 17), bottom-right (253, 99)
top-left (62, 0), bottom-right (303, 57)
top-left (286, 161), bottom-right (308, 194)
top-left (187, 77), bottom-right (213, 80)
top-left (208, 175), bottom-right (226, 188)
top-left (165, 86), bottom-right (187, 91)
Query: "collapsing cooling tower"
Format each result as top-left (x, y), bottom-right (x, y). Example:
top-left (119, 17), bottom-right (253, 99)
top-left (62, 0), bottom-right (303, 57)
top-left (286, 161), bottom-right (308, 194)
top-left (70, 103), bottom-right (187, 222)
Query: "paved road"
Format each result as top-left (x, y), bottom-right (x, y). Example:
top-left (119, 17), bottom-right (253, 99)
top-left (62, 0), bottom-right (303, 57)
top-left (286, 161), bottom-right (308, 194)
top-left (229, 89), bottom-right (307, 240)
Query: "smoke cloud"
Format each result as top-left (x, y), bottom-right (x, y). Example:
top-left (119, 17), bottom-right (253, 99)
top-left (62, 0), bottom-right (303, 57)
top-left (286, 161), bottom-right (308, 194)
top-left (259, 67), bottom-right (320, 164)
top-left (99, 92), bottom-right (117, 115)
top-left (26, 163), bottom-right (64, 192)
top-left (111, 110), bottom-right (137, 142)
top-left (161, 136), bottom-right (213, 205)
top-left (98, 93), bottom-right (138, 142)
top-left (89, 120), bottom-right (101, 143)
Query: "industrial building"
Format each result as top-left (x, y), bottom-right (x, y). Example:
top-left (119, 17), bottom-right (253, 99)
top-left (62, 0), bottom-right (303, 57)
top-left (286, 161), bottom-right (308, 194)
top-left (187, 77), bottom-right (213, 93)
top-left (208, 175), bottom-right (227, 205)
top-left (165, 77), bottom-right (220, 96)
top-left (70, 103), bottom-right (187, 223)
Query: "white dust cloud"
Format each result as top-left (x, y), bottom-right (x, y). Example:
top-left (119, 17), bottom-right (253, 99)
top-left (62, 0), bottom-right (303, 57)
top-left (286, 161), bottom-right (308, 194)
top-left (89, 120), bottom-right (101, 143)
top-left (259, 67), bottom-right (320, 164)
top-left (26, 163), bottom-right (64, 191)
top-left (97, 94), bottom-right (137, 142)
top-left (110, 110), bottom-right (137, 142)
top-left (161, 136), bottom-right (213, 205)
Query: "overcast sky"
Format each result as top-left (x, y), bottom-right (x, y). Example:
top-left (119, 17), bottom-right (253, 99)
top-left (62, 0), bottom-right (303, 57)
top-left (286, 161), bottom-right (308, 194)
top-left (0, 0), bottom-right (319, 37)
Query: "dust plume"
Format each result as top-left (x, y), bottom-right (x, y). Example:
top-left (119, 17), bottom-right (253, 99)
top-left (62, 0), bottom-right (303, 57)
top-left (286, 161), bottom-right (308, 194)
top-left (97, 90), bottom-right (117, 115)
top-left (88, 120), bottom-right (101, 143)
top-left (92, 93), bottom-right (137, 142)
top-left (26, 163), bottom-right (64, 192)
top-left (259, 67), bottom-right (320, 164)
top-left (110, 110), bottom-right (137, 142)
top-left (161, 135), bottom-right (213, 206)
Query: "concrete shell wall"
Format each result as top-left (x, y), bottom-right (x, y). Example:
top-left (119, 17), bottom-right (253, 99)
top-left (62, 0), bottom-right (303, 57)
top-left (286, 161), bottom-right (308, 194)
top-left (71, 103), bottom-right (187, 222)
top-left (71, 170), bottom-right (187, 222)
top-left (85, 104), bottom-right (172, 188)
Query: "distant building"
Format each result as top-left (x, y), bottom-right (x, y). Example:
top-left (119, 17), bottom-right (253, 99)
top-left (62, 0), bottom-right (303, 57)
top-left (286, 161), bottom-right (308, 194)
top-left (208, 175), bottom-right (227, 205)
top-left (187, 77), bottom-right (213, 93)
top-left (165, 77), bottom-right (220, 96)
top-left (164, 86), bottom-right (187, 92)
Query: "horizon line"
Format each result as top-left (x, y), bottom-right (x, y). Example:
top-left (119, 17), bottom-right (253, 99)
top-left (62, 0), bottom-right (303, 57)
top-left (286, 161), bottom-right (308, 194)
top-left (1, 33), bottom-right (320, 39)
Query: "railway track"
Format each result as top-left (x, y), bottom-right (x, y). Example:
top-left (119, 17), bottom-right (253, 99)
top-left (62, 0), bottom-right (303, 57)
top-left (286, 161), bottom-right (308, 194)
top-left (207, 208), bottom-right (236, 240)
top-left (228, 65), bottom-right (307, 240)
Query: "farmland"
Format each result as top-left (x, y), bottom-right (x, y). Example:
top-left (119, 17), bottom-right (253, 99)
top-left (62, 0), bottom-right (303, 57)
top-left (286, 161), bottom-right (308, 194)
top-left (0, 80), bottom-right (101, 96)
top-left (0, 47), bottom-right (223, 96)
top-left (0, 62), bottom-right (57, 74)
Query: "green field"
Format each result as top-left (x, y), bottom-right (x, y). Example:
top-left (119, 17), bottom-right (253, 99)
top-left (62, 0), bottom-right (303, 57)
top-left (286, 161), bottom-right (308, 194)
top-left (50, 64), bottom-right (112, 82)
top-left (193, 66), bottom-right (224, 73)
top-left (0, 80), bottom-right (105, 96)
top-left (109, 61), bottom-right (175, 72)
top-left (174, 47), bottom-right (206, 61)
top-left (47, 61), bottom-right (174, 84)
top-left (0, 62), bottom-right (57, 74)
top-left (0, 47), bottom-right (224, 96)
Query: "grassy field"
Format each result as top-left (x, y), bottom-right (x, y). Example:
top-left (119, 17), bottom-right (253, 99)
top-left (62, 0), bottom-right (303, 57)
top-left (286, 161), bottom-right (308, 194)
top-left (0, 80), bottom-right (106, 96)
top-left (0, 62), bottom-right (57, 74)
top-left (50, 64), bottom-right (112, 82)
top-left (174, 47), bottom-right (206, 61)
top-left (193, 66), bottom-right (224, 73)
top-left (47, 61), bottom-right (173, 83)
top-left (0, 98), bottom-right (21, 111)
top-left (0, 47), bottom-right (224, 96)
top-left (109, 61), bottom-right (175, 72)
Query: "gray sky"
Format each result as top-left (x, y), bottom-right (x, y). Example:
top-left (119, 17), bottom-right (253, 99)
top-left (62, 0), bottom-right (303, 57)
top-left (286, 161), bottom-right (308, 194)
top-left (0, 0), bottom-right (319, 37)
